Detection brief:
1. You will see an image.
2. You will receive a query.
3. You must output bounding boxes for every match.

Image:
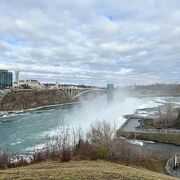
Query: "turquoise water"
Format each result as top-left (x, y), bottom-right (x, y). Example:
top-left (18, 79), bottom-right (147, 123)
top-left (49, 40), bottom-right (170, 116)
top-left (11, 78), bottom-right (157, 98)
top-left (0, 95), bottom-right (180, 156)
top-left (0, 105), bottom-right (74, 153)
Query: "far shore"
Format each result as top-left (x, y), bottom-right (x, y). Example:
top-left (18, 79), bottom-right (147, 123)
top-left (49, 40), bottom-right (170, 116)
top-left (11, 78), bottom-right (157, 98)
top-left (0, 101), bottom-right (81, 117)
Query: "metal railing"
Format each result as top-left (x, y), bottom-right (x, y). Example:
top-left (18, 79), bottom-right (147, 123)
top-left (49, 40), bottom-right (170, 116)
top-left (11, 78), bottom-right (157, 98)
top-left (136, 128), bottom-right (180, 134)
top-left (165, 157), bottom-right (180, 177)
top-left (121, 128), bottom-right (180, 135)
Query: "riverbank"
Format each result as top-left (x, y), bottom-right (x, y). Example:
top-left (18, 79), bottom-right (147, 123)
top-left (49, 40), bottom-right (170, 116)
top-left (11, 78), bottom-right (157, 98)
top-left (117, 130), bottom-right (180, 146)
top-left (0, 160), bottom-right (178, 180)
top-left (0, 89), bottom-right (72, 112)
top-left (0, 101), bottom-right (81, 117)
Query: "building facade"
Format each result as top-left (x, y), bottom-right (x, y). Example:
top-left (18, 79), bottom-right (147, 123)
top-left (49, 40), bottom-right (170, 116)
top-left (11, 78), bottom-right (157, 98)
top-left (0, 69), bottom-right (13, 88)
top-left (15, 79), bottom-right (46, 90)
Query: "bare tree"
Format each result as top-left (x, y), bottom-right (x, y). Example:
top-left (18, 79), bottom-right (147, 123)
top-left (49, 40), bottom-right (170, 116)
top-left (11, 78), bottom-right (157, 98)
top-left (154, 103), bottom-right (178, 128)
top-left (86, 120), bottom-right (115, 159)
top-left (87, 121), bottom-right (114, 144)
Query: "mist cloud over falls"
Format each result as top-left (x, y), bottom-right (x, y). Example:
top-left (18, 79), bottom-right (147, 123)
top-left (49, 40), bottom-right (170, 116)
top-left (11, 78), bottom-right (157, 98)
top-left (48, 94), bottom-right (144, 135)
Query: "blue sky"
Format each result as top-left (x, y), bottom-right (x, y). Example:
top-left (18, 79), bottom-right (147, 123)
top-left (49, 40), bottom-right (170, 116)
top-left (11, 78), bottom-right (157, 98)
top-left (0, 0), bottom-right (180, 86)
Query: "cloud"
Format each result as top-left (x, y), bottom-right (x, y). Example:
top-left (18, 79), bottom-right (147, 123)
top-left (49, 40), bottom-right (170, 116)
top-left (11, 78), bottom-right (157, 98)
top-left (0, 0), bottom-right (180, 86)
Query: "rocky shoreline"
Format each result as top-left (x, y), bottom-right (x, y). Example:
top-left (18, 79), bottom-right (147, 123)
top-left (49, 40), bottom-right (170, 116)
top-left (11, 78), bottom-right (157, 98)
top-left (0, 101), bottom-right (81, 117)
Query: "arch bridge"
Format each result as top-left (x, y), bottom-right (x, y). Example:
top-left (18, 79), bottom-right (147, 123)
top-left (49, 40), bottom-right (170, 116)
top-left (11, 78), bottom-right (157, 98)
top-left (59, 87), bottom-right (106, 100)
top-left (59, 84), bottom-right (114, 103)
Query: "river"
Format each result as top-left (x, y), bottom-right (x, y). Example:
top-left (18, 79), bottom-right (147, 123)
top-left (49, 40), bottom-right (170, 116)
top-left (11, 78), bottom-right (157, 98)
top-left (0, 94), bottom-right (180, 156)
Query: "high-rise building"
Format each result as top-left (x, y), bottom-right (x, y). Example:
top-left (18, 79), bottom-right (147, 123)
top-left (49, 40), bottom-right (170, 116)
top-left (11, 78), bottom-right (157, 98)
top-left (0, 69), bottom-right (13, 88)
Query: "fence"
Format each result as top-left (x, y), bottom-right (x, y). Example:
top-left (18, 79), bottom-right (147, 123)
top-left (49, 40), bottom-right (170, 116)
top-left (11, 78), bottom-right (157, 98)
top-left (121, 128), bottom-right (180, 135)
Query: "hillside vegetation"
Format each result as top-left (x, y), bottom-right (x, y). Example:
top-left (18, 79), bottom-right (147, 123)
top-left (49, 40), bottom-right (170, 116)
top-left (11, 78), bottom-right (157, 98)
top-left (0, 160), bottom-right (178, 180)
top-left (0, 90), bottom-right (70, 111)
top-left (117, 130), bottom-right (180, 146)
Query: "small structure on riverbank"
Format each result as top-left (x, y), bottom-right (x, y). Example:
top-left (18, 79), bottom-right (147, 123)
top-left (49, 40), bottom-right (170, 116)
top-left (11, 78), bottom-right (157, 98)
top-left (166, 155), bottom-right (180, 178)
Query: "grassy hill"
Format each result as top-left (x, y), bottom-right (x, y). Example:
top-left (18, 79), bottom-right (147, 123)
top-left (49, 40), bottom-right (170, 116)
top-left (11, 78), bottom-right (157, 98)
top-left (0, 160), bottom-right (178, 180)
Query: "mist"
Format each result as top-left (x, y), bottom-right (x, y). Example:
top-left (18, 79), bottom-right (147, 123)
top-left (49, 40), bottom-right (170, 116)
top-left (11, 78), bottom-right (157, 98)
top-left (60, 91), bottom-right (144, 132)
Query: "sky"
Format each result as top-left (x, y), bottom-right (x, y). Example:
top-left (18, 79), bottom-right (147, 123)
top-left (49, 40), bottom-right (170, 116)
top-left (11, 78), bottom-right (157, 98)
top-left (0, 0), bottom-right (180, 86)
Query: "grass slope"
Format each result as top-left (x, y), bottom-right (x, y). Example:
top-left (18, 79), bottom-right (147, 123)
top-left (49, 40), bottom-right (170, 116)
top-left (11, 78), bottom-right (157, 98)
top-left (0, 160), bottom-right (178, 180)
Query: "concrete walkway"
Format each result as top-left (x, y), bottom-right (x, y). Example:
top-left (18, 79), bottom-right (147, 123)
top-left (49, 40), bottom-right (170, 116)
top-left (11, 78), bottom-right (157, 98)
top-left (175, 167), bottom-right (180, 177)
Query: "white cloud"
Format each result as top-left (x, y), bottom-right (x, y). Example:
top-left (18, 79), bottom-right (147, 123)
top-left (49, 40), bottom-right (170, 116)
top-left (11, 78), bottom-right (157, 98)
top-left (0, 0), bottom-right (180, 86)
top-left (137, 50), bottom-right (148, 57)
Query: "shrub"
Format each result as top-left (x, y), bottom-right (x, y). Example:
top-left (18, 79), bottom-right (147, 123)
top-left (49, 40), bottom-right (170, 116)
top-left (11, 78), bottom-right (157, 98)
top-left (60, 149), bottom-right (72, 162)
top-left (97, 145), bottom-right (107, 159)
top-left (73, 139), bottom-right (98, 160)
top-left (111, 140), bottom-right (145, 165)
top-left (86, 120), bottom-right (114, 159)
top-left (0, 153), bottom-right (9, 169)
top-left (33, 151), bottom-right (47, 162)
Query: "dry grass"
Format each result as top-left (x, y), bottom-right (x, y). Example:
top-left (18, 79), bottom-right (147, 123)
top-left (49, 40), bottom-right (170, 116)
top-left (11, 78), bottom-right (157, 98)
top-left (0, 160), bottom-right (178, 180)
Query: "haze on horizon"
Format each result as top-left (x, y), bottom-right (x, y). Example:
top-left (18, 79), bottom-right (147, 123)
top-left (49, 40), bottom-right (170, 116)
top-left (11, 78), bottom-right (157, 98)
top-left (0, 0), bottom-right (180, 86)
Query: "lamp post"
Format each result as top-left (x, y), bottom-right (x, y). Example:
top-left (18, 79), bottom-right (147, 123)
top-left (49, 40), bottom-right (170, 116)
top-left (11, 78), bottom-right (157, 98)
top-left (174, 154), bottom-right (177, 170)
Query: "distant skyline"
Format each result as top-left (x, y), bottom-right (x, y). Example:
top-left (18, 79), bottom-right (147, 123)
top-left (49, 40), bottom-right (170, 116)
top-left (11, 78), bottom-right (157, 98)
top-left (0, 0), bottom-right (180, 86)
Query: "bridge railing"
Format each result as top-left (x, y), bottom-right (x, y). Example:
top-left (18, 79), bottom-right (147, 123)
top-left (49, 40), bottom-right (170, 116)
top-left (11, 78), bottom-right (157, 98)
top-left (137, 128), bottom-right (180, 134)
top-left (165, 157), bottom-right (180, 177)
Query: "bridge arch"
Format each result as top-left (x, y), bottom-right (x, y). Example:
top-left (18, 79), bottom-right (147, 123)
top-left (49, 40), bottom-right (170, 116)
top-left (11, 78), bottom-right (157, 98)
top-left (72, 88), bottom-right (106, 100)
